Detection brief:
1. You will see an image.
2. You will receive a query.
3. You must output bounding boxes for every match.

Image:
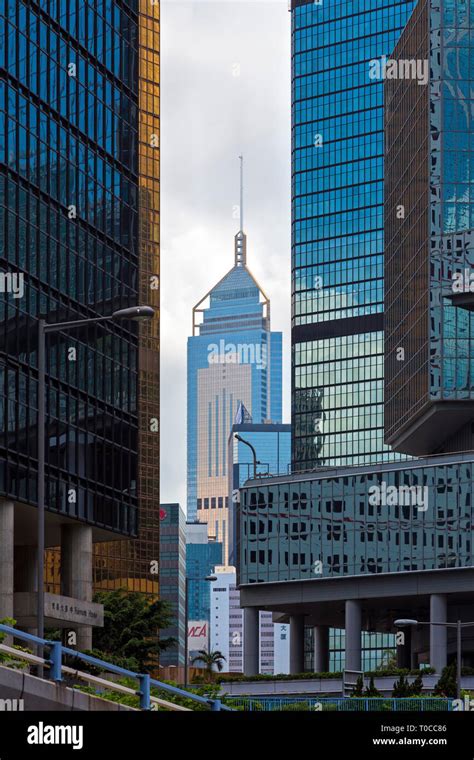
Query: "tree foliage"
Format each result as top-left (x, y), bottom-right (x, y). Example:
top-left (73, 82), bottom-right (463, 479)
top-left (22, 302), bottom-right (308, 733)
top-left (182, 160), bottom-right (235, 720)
top-left (351, 674), bottom-right (364, 696)
top-left (365, 675), bottom-right (382, 697)
top-left (433, 662), bottom-right (458, 698)
top-left (392, 673), bottom-right (424, 697)
top-left (191, 650), bottom-right (226, 681)
top-left (91, 589), bottom-right (175, 673)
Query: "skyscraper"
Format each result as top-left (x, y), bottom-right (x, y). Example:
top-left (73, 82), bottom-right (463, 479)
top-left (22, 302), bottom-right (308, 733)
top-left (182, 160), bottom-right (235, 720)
top-left (210, 565), bottom-right (289, 675)
top-left (95, 0), bottom-right (160, 595)
top-left (159, 504), bottom-right (186, 667)
top-left (385, 0), bottom-right (474, 456)
top-left (238, 0), bottom-right (474, 679)
top-left (288, 0), bottom-right (417, 670)
top-left (291, 0), bottom-right (415, 470)
top-left (187, 164), bottom-right (282, 562)
top-left (186, 520), bottom-right (222, 659)
top-left (0, 0), bottom-right (160, 645)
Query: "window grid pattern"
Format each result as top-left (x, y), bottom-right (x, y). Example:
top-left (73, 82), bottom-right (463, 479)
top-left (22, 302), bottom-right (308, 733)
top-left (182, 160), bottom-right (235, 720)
top-left (240, 460), bottom-right (472, 584)
top-left (291, 0), bottom-right (415, 470)
top-left (0, 0), bottom-right (140, 539)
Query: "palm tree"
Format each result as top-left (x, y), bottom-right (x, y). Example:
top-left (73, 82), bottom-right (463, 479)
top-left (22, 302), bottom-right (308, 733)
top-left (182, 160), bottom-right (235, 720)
top-left (191, 650), bottom-right (226, 681)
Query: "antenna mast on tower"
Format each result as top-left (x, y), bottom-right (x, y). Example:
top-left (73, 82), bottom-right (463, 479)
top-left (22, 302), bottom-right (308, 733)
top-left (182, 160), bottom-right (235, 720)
top-left (235, 155), bottom-right (247, 267)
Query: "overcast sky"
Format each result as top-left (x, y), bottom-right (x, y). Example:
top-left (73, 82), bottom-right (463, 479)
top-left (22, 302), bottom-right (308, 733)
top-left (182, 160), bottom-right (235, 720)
top-left (160, 1), bottom-right (292, 510)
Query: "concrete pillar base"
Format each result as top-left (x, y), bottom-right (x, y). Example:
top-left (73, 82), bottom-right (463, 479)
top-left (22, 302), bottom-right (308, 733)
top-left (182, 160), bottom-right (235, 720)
top-left (243, 608), bottom-right (259, 676)
top-left (345, 600), bottom-right (362, 672)
top-left (61, 525), bottom-right (93, 652)
top-left (313, 625), bottom-right (330, 673)
top-left (0, 500), bottom-right (14, 625)
top-left (75, 628), bottom-right (93, 652)
top-left (14, 545), bottom-right (39, 638)
top-left (397, 626), bottom-right (412, 669)
top-left (289, 615), bottom-right (305, 674)
top-left (430, 593), bottom-right (448, 674)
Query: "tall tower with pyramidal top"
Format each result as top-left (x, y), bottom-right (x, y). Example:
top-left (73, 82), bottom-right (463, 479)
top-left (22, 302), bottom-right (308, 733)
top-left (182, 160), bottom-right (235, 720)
top-left (187, 159), bottom-right (282, 562)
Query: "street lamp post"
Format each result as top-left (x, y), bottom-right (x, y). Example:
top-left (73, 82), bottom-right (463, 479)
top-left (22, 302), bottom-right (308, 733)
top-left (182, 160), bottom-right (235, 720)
top-left (234, 434), bottom-right (260, 479)
top-left (184, 574), bottom-right (217, 688)
top-left (36, 306), bottom-right (154, 672)
top-left (394, 618), bottom-right (474, 700)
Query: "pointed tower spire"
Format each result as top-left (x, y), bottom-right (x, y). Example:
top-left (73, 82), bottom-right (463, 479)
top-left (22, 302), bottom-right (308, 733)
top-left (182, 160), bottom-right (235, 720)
top-left (235, 154), bottom-right (247, 267)
top-left (240, 154), bottom-right (244, 232)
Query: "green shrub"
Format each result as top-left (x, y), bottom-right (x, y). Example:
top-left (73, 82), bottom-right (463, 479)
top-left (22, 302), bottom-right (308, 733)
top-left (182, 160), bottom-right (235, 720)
top-left (217, 667), bottom-right (433, 684)
top-left (392, 674), bottom-right (411, 697)
top-left (392, 673), bottom-right (425, 698)
top-left (0, 618), bottom-right (30, 670)
top-left (351, 674), bottom-right (364, 696)
top-left (0, 617), bottom-right (16, 642)
top-left (280, 702), bottom-right (311, 711)
top-left (365, 676), bottom-right (382, 698)
top-left (434, 663), bottom-right (458, 698)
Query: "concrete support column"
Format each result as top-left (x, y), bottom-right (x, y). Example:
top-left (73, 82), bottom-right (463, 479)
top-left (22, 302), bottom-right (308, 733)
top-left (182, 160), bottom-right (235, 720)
top-left (14, 546), bottom-right (38, 635)
top-left (345, 600), bottom-right (362, 672)
top-left (396, 625), bottom-right (412, 669)
top-left (14, 546), bottom-right (38, 592)
top-left (289, 615), bottom-right (305, 674)
top-left (430, 593), bottom-right (448, 674)
top-left (61, 525), bottom-right (93, 651)
top-left (0, 500), bottom-right (14, 625)
top-left (313, 625), bottom-right (329, 673)
top-left (243, 607), bottom-right (259, 676)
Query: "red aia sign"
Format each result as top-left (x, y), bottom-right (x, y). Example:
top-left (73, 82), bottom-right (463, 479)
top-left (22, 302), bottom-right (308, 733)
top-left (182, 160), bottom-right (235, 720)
top-left (188, 623), bottom-right (207, 638)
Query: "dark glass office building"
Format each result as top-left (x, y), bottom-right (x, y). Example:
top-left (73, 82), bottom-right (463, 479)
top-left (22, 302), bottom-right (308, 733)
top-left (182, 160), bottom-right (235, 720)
top-left (240, 454), bottom-right (473, 586)
top-left (159, 504), bottom-right (186, 667)
top-left (385, 0), bottom-right (474, 456)
top-left (292, 0), bottom-right (415, 469)
top-left (0, 0), bottom-right (160, 627)
top-left (238, 1), bottom-right (474, 679)
top-left (186, 521), bottom-right (223, 625)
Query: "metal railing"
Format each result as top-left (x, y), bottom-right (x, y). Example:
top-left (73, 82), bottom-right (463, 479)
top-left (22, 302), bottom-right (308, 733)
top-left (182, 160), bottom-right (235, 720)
top-left (244, 449), bottom-right (474, 483)
top-left (225, 696), bottom-right (453, 712)
top-left (0, 624), bottom-right (232, 712)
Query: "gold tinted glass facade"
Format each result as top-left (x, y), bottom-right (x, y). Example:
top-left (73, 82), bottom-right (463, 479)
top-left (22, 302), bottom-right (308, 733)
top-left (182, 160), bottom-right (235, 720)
top-left (94, 0), bottom-right (160, 595)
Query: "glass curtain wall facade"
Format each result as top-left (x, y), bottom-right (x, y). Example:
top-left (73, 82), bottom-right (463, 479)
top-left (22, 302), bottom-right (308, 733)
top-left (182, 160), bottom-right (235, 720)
top-left (239, 454), bottom-right (473, 585)
top-left (159, 504), bottom-right (186, 667)
top-left (96, 0), bottom-right (161, 595)
top-left (228, 420), bottom-right (291, 565)
top-left (186, 537), bottom-right (223, 624)
top-left (291, 0), bottom-right (415, 470)
top-left (385, 0), bottom-right (474, 456)
top-left (0, 0), bottom-right (140, 532)
top-left (305, 628), bottom-right (396, 672)
top-left (230, 424), bottom-right (292, 484)
top-left (0, 0), bottom-right (160, 595)
top-left (328, 630), bottom-right (396, 672)
top-left (187, 231), bottom-right (282, 563)
top-left (290, 0), bottom-right (415, 670)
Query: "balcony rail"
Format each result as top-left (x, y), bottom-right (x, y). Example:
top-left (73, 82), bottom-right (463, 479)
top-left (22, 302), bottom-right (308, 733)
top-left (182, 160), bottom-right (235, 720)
top-left (0, 624), bottom-right (233, 712)
top-left (243, 448), bottom-right (474, 483)
top-left (226, 696), bottom-right (453, 712)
